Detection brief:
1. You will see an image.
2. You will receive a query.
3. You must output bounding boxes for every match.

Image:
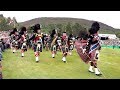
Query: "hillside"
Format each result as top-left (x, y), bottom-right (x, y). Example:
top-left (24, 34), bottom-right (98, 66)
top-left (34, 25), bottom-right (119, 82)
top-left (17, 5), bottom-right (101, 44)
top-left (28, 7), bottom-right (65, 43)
top-left (19, 17), bottom-right (120, 34)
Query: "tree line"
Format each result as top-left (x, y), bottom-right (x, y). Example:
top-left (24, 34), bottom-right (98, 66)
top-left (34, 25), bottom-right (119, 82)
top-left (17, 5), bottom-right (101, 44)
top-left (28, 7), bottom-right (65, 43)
top-left (34, 23), bottom-right (87, 37)
top-left (0, 14), bottom-right (19, 31)
top-left (0, 14), bottom-right (120, 38)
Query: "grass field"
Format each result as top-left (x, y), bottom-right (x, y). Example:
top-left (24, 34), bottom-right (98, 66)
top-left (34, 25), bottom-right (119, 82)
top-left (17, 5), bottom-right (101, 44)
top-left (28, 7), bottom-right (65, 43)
top-left (1, 47), bottom-right (120, 79)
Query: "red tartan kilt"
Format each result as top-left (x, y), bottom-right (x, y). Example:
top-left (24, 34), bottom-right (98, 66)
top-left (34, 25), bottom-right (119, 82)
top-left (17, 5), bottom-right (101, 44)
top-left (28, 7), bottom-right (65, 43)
top-left (89, 50), bottom-right (97, 60)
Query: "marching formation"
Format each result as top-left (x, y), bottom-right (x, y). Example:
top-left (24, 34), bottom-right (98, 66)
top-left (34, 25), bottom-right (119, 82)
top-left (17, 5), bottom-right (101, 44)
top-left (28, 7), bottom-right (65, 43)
top-left (9, 24), bottom-right (75, 63)
top-left (0, 21), bottom-right (103, 79)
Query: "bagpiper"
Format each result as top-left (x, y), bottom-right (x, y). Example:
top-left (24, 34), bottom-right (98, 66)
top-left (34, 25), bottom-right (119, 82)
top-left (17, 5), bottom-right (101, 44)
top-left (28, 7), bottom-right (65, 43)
top-left (75, 22), bottom-right (102, 76)
top-left (29, 24), bottom-right (43, 63)
top-left (68, 34), bottom-right (74, 55)
top-left (17, 27), bottom-right (28, 57)
top-left (50, 29), bottom-right (58, 58)
top-left (44, 34), bottom-right (49, 51)
top-left (61, 32), bottom-right (68, 63)
top-left (87, 22), bottom-right (102, 75)
top-left (9, 28), bottom-right (19, 53)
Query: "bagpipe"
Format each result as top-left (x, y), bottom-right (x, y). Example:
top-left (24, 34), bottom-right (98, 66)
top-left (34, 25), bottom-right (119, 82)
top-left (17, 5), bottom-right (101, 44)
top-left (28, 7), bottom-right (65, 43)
top-left (9, 32), bottom-right (20, 50)
top-left (28, 31), bottom-right (43, 52)
top-left (75, 34), bottom-right (101, 64)
top-left (75, 39), bottom-right (90, 64)
top-left (50, 36), bottom-right (58, 54)
top-left (51, 36), bottom-right (58, 47)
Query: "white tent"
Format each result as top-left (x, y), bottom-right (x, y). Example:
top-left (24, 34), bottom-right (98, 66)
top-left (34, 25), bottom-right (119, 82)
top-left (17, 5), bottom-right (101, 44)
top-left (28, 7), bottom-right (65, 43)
top-left (99, 34), bottom-right (117, 39)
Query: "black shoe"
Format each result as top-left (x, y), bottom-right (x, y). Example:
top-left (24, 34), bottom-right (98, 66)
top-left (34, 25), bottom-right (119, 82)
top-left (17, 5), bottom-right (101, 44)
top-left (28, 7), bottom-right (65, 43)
top-left (36, 61), bottom-right (39, 63)
top-left (63, 61), bottom-right (66, 63)
top-left (21, 56), bottom-right (24, 57)
top-left (52, 57), bottom-right (55, 58)
top-left (88, 70), bottom-right (94, 73)
top-left (95, 73), bottom-right (102, 76)
top-left (13, 52), bottom-right (14, 53)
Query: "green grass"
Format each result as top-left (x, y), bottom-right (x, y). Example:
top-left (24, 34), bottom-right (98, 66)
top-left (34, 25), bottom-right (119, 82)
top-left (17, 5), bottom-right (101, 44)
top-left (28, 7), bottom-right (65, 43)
top-left (1, 47), bottom-right (120, 79)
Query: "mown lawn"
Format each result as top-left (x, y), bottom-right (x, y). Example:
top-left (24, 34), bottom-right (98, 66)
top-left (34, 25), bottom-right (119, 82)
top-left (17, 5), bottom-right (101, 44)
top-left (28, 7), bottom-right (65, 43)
top-left (2, 47), bottom-right (120, 79)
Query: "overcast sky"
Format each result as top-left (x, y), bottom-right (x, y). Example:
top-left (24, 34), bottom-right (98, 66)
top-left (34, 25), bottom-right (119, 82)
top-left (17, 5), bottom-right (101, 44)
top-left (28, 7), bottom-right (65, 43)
top-left (0, 11), bottom-right (120, 29)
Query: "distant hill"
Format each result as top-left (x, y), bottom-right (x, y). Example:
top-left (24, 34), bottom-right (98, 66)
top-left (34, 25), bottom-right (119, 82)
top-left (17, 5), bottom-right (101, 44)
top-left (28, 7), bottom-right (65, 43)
top-left (19, 17), bottom-right (120, 34)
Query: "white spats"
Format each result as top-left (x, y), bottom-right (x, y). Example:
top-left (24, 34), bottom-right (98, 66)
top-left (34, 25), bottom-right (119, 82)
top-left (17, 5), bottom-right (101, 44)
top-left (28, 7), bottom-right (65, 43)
top-left (52, 54), bottom-right (55, 58)
top-left (37, 44), bottom-right (41, 50)
top-left (36, 56), bottom-right (39, 62)
top-left (13, 49), bottom-right (16, 53)
top-left (94, 68), bottom-right (100, 75)
top-left (62, 57), bottom-right (66, 63)
top-left (21, 53), bottom-right (24, 57)
top-left (69, 52), bottom-right (72, 55)
top-left (89, 66), bottom-right (94, 73)
top-left (23, 43), bottom-right (26, 46)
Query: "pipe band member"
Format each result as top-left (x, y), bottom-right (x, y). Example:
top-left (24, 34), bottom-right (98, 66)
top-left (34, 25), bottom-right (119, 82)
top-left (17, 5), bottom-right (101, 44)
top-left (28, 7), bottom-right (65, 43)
top-left (17, 27), bottom-right (28, 57)
top-left (87, 22), bottom-right (102, 76)
top-left (50, 29), bottom-right (58, 58)
top-left (68, 34), bottom-right (74, 55)
top-left (61, 32), bottom-right (68, 63)
top-left (9, 28), bottom-right (19, 53)
top-left (29, 24), bottom-right (43, 63)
